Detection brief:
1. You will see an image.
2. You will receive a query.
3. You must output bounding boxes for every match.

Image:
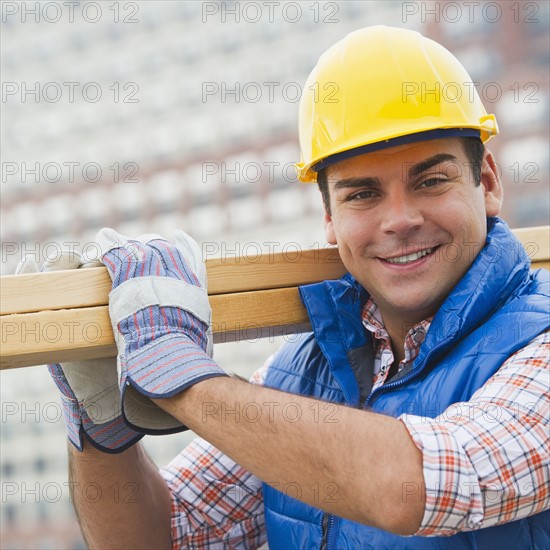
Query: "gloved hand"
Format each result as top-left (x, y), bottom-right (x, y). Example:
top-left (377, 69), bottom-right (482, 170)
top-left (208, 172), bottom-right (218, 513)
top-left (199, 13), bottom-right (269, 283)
top-left (97, 228), bottom-right (227, 433)
top-left (15, 251), bottom-right (142, 453)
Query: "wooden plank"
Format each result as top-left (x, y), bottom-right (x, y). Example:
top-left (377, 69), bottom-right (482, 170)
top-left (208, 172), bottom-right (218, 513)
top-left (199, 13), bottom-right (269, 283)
top-left (0, 248), bottom-right (345, 316)
top-left (0, 306), bottom-right (116, 371)
top-left (210, 287), bottom-right (310, 344)
top-left (0, 267), bottom-right (113, 317)
top-left (2, 226), bottom-right (547, 317)
top-left (0, 287), bottom-right (310, 370)
top-left (205, 247), bottom-right (344, 295)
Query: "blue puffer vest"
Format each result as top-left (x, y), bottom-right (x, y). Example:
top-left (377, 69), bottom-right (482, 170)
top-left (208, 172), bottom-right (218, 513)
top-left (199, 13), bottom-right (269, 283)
top-left (263, 218), bottom-right (549, 549)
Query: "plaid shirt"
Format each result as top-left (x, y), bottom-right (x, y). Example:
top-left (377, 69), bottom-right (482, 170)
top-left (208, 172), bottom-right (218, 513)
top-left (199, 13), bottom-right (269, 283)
top-left (361, 298), bottom-right (433, 390)
top-left (160, 301), bottom-right (550, 548)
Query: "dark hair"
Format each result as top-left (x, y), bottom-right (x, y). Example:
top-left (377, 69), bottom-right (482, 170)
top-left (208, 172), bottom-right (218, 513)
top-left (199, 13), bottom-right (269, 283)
top-left (317, 137), bottom-right (485, 215)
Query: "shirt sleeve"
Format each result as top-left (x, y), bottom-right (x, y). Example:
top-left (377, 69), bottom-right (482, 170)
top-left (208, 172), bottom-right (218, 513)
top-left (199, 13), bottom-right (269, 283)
top-left (158, 360), bottom-right (274, 549)
top-left (400, 331), bottom-right (550, 537)
top-left (160, 437), bottom-right (266, 549)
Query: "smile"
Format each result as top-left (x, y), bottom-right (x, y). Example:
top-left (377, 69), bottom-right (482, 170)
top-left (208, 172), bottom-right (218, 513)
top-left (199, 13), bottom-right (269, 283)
top-left (384, 247), bottom-right (436, 265)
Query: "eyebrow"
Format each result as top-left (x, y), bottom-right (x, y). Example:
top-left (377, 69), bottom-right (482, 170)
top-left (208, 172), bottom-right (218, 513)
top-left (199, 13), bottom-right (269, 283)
top-left (407, 153), bottom-right (459, 177)
top-left (333, 177), bottom-right (381, 191)
top-left (332, 153), bottom-right (459, 190)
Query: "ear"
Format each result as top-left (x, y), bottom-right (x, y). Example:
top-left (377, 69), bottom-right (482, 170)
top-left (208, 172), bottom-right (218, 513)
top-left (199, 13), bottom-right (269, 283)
top-left (323, 205), bottom-right (337, 245)
top-left (480, 149), bottom-right (503, 216)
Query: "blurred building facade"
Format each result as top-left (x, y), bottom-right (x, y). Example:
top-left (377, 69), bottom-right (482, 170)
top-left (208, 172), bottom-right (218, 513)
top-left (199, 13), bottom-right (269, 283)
top-left (1, 1), bottom-right (548, 548)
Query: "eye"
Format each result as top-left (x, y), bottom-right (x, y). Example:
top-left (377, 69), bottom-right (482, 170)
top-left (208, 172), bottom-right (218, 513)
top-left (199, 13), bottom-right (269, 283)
top-left (347, 189), bottom-right (379, 201)
top-left (418, 177), bottom-right (448, 189)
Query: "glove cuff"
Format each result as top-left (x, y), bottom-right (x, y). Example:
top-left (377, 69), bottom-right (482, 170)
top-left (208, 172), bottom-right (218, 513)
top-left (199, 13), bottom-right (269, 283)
top-left (60, 395), bottom-right (143, 453)
top-left (119, 334), bottom-right (227, 433)
top-left (122, 333), bottom-right (225, 397)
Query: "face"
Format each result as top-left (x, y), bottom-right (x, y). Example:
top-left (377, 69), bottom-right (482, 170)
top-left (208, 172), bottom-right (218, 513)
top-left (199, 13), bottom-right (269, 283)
top-left (323, 138), bottom-right (503, 331)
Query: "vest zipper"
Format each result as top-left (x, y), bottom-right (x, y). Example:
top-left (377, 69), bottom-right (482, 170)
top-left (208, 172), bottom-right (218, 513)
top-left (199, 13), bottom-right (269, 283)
top-left (365, 338), bottom-right (453, 407)
top-left (319, 512), bottom-right (335, 550)
top-left (319, 333), bottom-right (446, 550)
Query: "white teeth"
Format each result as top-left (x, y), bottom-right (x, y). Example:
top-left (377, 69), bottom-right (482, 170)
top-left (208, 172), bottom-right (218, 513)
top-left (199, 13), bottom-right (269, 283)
top-left (385, 247), bottom-right (434, 265)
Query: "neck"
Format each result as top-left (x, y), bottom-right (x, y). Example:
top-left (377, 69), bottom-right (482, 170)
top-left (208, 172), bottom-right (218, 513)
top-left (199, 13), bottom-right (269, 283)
top-left (382, 314), bottom-right (425, 365)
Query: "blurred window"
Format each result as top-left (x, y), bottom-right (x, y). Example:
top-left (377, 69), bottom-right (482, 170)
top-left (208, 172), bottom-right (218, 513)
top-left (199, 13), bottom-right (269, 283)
top-left (187, 162), bottom-right (219, 199)
top-left (267, 187), bottom-right (304, 223)
top-left (2, 461), bottom-right (14, 477)
top-left (228, 196), bottom-right (263, 231)
top-left (112, 180), bottom-right (145, 215)
top-left (34, 456), bottom-right (46, 474)
top-left (496, 89), bottom-right (548, 129)
top-left (79, 188), bottom-right (110, 225)
top-left (148, 170), bottom-right (185, 207)
top-left (4, 504), bottom-right (16, 526)
top-left (189, 204), bottom-right (227, 238)
top-left (41, 195), bottom-right (73, 233)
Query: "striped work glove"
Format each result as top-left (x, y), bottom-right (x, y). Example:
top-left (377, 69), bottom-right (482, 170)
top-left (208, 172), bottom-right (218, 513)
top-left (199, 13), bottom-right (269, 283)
top-left (97, 228), bottom-right (227, 434)
top-left (15, 252), bottom-right (142, 453)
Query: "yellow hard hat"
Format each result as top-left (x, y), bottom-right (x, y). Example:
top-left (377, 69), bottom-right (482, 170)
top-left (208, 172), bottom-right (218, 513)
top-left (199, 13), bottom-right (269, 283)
top-left (297, 25), bottom-right (499, 183)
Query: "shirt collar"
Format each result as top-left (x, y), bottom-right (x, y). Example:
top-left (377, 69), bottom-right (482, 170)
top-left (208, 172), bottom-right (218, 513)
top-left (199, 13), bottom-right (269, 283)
top-left (361, 297), bottom-right (432, 359)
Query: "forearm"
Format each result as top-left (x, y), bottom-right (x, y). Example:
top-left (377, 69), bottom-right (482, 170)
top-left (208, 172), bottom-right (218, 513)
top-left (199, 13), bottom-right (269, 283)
top-left (69, 441), bottom-right (172, 549)
top-left (154, 376), bottom-right (425, 535)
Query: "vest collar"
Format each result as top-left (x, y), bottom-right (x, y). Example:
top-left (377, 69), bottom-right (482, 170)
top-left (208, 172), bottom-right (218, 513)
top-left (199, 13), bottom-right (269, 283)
top-left (419, 217), bottom-right (530, 364)
top-left (299, 217), bottom-right (530, 398)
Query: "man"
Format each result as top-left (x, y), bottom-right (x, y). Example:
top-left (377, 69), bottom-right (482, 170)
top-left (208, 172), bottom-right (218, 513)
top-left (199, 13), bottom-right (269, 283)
top-left (22, 26), bottom-right (549, 548)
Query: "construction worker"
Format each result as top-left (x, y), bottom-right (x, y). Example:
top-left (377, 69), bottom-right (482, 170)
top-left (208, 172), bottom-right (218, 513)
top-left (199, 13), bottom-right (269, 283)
top-left (22, 25), bottom-right (549, 548)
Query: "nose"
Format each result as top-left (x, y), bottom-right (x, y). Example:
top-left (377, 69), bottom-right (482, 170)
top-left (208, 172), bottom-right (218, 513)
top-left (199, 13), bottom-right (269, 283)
top-left (379, 191), bottom-right (425, 236)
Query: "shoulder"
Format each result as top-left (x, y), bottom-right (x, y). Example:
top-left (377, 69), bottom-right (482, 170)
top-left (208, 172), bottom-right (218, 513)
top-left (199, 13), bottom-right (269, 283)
top-left (249, 332), bottom-right (321, 386)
